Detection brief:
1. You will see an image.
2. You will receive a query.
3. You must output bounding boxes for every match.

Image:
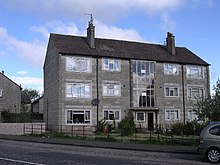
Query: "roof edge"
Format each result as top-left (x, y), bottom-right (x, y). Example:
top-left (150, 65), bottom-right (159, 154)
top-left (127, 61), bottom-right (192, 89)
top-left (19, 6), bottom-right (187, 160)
top-left (0, 72), bottom-right (22, 90)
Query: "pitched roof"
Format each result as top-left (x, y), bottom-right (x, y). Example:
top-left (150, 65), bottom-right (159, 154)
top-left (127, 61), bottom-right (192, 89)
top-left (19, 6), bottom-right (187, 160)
top-left (0, 72), bottom-right (22, 90)
top-left (49, 33), bottom-right (209, 66)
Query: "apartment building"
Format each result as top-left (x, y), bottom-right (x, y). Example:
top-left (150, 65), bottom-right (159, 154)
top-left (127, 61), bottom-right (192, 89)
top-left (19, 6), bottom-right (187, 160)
top-left (44, 21), bottom-right (209, 131)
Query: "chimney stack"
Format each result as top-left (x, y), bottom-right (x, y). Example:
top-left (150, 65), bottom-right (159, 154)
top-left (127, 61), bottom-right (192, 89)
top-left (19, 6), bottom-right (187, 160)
top-left (86, 14), bottom-right (95, 49)
top-left (166, 32), bottom-right (175, 55)
top-left (2, 70), bottom-right (4, 75)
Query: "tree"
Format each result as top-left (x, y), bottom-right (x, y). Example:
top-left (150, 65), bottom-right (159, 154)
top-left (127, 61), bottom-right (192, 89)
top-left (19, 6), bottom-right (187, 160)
top-left (21, 88), bottom-right (40, 101)
top-left (196, 79), bottom-right (220, 122)
top-left (21, 88), bottom-right (40, 114)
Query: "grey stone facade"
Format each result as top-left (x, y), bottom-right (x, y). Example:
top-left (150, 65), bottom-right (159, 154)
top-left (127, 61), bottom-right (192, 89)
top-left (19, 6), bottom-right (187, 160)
top-left (0, 71), bottom-right (21, 117)
top-left (44, 23), bottom-right (210, 131)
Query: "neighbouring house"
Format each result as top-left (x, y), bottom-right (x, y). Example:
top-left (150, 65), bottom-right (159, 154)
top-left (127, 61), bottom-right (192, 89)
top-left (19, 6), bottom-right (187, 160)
top-left (32, 96), bottom-right (44, 114)
top-left (44, 20), bottom-right (210, 132)
top-left (31, 96), bottom-right (44, 122)
top-left (0, 71), bottom-right (22, 120)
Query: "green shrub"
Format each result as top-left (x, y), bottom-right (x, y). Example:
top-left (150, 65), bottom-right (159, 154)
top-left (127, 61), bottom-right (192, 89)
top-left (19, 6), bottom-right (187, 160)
top-left (172, 122), bottom-right (184, 135)
top-left (96, 118), bottom-right (107, 133)
top-left (194, 123), bottom-right (205, 136)
top-left (118, 112), bottom-right (135, 136)
top-left (183, 122), bottom-right (194, 135)
top-left (172, 121), bottom-right (204, 136)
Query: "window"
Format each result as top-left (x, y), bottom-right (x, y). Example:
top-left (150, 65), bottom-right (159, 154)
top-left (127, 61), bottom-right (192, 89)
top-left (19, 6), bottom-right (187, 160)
top-left (165, 109), bottom-right (179, 121)
top-left (66, 82), bottom-right (91, 98)
top-left (165, 87), bottom-right (179, 97)
top-left (186, 65), bottom-right (204, 78)
top-left (187, 87), bottom-right (204, 100)
top-left (164, 64), bottom-right (179, 75)
top-left (66, 109), bottom-right (91, 125)
top-left (132, 60), bottom-right (155, 108)
top-left (103, 82), bottom-right (121, 96)
top-left (66, 56), bottom-right (91, 72)
top-left (0, 89), bottom-right (2, 97)
top-left (188, 109), bottom-right (198, 121)
top-left (136, 112), bottom-right (145, 122)
top-left (104, 109), bottom-right (120, 121)
top-left (209, 126), bottom-right (220, 136)
top-left (103, 58), bottom-right (121, 71)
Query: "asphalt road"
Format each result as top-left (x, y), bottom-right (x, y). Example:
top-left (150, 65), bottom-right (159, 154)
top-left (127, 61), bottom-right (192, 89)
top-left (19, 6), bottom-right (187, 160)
top-left (0, 139), bottom-right (211, 165)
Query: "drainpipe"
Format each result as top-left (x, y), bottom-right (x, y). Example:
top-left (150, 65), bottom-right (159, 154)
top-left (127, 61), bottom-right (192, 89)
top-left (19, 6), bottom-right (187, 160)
top-left (96, 57), bottom-right (99, 131)
top-left (182, 65), bottom-right (186, 124)
top-left (206, 66), bottom-right (210, 98)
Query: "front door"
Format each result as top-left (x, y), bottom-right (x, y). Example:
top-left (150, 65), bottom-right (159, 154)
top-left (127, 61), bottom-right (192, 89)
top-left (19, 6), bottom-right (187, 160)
top-left (148, 113), bottom-right (154, 130)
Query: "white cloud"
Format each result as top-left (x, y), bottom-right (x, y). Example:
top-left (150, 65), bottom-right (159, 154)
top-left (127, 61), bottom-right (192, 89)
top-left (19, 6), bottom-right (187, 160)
top-left (95, 21), bottom-right (145, 42)
top-left (8, 38), bottom-right (45, 68)
top-left (17, 71), bottom-right (28, 75)
top-left (0, 27), bottom-right (7, 38)
top-left (10, 76), bottom-right (42, 86)
top-left (31, 21), bottom-right (85, 39)
top-left (1, 0), bottom-right (183, 21)
top-left (191, 0), bottom-right (214, 7)
top-left (161, 13), bottom-right (176, 32)
top-left (0, 27), bottom-right (46, 68)
top-left (10, 76), bottom-right (43, 93)
top-left (32, 20), bottom-right (146, 43)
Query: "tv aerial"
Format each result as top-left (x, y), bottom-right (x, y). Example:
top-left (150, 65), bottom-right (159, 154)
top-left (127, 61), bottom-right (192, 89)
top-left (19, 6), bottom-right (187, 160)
top-left (84, 13), bottom-right (93, 25)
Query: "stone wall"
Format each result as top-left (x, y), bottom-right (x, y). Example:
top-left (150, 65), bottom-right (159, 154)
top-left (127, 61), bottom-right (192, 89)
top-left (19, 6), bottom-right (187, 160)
top-left (0, 123), bottom-right (45, 135)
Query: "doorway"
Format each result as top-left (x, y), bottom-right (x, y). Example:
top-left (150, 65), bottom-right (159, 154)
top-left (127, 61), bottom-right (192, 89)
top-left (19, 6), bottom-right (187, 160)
top-left (148, 113), bottom-right (154, 130)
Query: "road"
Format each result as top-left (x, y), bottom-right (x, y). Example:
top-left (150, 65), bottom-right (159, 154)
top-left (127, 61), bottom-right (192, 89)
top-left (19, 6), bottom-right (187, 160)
top-left (0, 139), bottom-right (210, 165)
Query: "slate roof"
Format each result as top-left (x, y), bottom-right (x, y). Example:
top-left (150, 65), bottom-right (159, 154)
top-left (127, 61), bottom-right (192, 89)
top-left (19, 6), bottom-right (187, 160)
top-left (49, 33), bottom-right (209, 66)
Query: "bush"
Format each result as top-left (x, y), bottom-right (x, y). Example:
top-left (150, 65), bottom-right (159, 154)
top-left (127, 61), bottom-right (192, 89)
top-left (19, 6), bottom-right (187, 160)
top-left (194, 123), bottom-right (205, 136)
top-left (172, 123), bottom-right (184, 135)
top-left (1, 109), bottom-right (16, 123)
top-left (172, 121), bottom-right (204, 136)
top-left (118, 111), bottom-right (135, 136)
top-left (183, 122), bottom-right (194, 135)
top-left (1, 109), bottom-right (31, 123)
top-left (96, 118), bottom-right (107, 133)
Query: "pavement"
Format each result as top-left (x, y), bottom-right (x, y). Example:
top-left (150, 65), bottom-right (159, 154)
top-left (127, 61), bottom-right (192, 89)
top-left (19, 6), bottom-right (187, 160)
top-left (0, 134), bottom-right (198, 155)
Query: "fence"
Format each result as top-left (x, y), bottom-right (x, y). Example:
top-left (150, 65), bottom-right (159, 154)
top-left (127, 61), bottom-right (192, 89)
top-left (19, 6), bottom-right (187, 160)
top-left (23, 123), bottom-right (46, 135)
top-left (23, 124), bottom-right (201, 146)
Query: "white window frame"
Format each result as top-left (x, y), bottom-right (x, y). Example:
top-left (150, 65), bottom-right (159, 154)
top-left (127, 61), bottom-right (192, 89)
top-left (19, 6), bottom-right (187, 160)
top-left (165, 86), bottom-right (179, 97)
top-left (165, 109), bottom-right (179, 121)
top-left (164, 63), bottom-right (179, 75)
top-left (103, 82), bottom-right (121, 96)
top-left (66, 108), bottom-right (91, 125)
top-left (103, 109), bottom-right (121, 121)
top-left (102, 58), bottom-right (121, 71)
top-left (66, 56), bottom-right (92, 73)
top-left (187, 87), bottom-right (204, 100)
top-left (66, 82), bottom-right (92, 98)
top-left (0, 89), bottom-right (2, 97)
top-left (186, 65), bottom-right (204, 78)
top-left (136, 112), bottom-right (145, 122)
top-left (188, 109), bottom-right (198, 121)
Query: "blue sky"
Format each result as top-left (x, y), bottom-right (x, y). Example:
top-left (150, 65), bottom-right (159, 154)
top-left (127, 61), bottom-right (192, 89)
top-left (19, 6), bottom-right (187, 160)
top-left (0, 0), bottom-right (219, 94)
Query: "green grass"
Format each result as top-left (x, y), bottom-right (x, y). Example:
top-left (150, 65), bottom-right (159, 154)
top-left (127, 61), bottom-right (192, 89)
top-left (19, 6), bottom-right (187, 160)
top-left (27, 131), bottom-right (199, 146)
